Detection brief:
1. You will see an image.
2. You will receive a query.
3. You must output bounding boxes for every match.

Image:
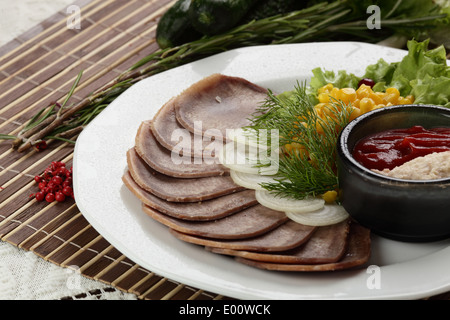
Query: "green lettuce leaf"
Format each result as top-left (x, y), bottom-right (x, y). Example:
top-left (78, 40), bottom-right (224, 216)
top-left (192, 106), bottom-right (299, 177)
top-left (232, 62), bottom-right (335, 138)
top-left (306, 67), bottom-right (360, 103)
top-left (363, 39), bottom-right (450, 107)
top-left (309, 67), bottom-right (360, 91)
top-left (290, 39), bottom-right (449, 108)
top-left (411, 76), bottom-right (450, 107)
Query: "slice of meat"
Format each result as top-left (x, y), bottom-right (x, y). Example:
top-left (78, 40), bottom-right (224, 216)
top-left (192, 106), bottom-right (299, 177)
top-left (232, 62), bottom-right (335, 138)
top-left (127, 148), bottom-right (244, 202)
top-left (207, 220), bottom-right (350, 264)
top-left (135, 120), bottom-right (228, 178)
top-left (174, 74), bottom-right (268, 138)
top-left (235, 223), bottom-right (371, 271)
top-left (169, 220), bottom-right (316, 252)
top-left (142, 204), bottom-right (289, 240)
top-left (151, 97), bottom-right (220, 158)
top-left (122, 171), bottom-right (258, 221)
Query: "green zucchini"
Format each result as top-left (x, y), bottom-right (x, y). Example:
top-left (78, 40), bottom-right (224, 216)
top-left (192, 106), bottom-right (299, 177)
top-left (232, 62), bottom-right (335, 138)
top-left (156, 0), bottom-right (202, 49)
top-left (188, 0), bottom-right (259, 36)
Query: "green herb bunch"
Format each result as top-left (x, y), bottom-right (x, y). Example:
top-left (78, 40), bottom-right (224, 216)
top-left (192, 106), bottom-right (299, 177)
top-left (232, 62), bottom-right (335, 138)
top-left (247, 84), bottom-right (351, 200)
top-left (1, 0), bottom-right (447, 151)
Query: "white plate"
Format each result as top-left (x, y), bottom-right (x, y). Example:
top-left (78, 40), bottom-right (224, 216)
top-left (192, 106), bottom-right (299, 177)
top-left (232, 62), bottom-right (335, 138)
top-left (73, 42), bottom-right (450, 300)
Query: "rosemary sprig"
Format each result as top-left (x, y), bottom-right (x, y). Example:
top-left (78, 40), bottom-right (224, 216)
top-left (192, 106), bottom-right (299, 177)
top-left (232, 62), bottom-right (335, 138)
top-left (10, 71), bottom-right (84, 149)
top-left (0, 134), bottom-right (17, 140)
top-left (2, 0), bottom-right (446, 152)
top-left (246, 83), bottom-right (351, 200)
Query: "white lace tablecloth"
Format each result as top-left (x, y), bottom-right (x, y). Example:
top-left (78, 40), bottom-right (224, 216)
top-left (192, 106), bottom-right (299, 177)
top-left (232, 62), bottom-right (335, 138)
top-left (0, 241), bottom-right (136, 300)
top-left (0, 0), bottom-right (138, 300)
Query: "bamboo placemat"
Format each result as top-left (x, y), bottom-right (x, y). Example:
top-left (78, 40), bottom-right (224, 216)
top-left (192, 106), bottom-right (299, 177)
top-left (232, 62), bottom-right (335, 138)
top-left (0, 0), bottom-right (231, 300)
top-left (0, 0), bottom-right (449, 300)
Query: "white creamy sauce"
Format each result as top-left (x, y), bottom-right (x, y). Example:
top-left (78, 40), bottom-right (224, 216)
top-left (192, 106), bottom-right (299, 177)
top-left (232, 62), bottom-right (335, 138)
top-left (373, 151), bottom-right (450, 180)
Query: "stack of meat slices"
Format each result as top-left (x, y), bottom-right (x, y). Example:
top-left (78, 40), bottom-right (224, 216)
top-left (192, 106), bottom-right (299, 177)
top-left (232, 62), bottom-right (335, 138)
top-left (122, 73), bottom-right (371, 272)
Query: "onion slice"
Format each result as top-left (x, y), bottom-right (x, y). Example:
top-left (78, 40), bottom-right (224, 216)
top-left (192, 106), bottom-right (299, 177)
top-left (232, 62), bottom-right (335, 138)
top-left (285, 204), bottom-right (349, 226)
top-left (218, 142), bottom-right (278, 175)
top-left (230, 170), bottom-right (283, 190)
top-left (255, 190), bottom-right (325, 213)
top-left (227, 128), bottom-right (264, 149)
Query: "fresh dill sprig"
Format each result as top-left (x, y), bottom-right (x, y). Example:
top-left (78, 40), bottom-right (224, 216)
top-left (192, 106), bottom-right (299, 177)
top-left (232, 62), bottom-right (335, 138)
top-left (246, 82), bottom-right (351, 200)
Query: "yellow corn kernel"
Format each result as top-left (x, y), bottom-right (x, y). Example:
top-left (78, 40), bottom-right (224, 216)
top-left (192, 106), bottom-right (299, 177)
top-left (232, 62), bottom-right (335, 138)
top-left (329, 87), bottom-right (340, 99)
top-left (351, 98), bottom-right (360, 109)
top-left (297, 114), bottom-right (308, 122)
top-left (314, 84), bottom-right (414, 124)
top-left (322, 190), bottom-right (338, 203)
top-left (291, 142), bottom-right (303, 149)
top-left (315, 119), bottom-right (325, 135)
top-left (322, 104), bottom-right (339, 119)
top-left (348, 106), bottom-right (361, 121)
top-left (318, 92), bottom-right (331, 103)
top-left (396, 96), bottom-right (407, 105)
top-left (284, 142), bottom-right (304, 153)
top-left (383, 94), bottom-right (398, 105)
top-left (284, 144), bottom-right (293, 152)
top-left (337, 88), bottom-right (357, 104)
top-left (314, 103), bottom-right (326, 117)
top-left (359, 97), bottom-right (376, 114)
top-left (318, 83), bottom-right (334, 94)
top-left (385, 87), bottom-right (400, 100)
top-left (356, 84), bottom-right (372, 99)
top-left (369, 92), bottom-right (384, 105)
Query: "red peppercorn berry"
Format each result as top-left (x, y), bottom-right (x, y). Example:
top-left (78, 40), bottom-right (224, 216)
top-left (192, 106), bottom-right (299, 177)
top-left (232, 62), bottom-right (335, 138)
top-left (38, 181), bottom-right (47, 190)
top-left (52, 176), bottom-right (63, 185)
top-left (55, 192), bottom-right (66, 202)
top-left (30, 161), bottom-right (74, 203)
top-left (45, 193), bottom-right (55, 203)
top-left (62, 186), bottom-right (73, 196)
top-left (35, 191), bottom-right (45, 202)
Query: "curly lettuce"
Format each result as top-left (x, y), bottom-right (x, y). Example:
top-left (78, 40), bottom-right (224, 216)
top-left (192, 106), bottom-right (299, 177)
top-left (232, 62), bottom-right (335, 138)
top-left (365, 39), bottom-right (450, 107)
top-left (307, 39), bottom-right (450, 108)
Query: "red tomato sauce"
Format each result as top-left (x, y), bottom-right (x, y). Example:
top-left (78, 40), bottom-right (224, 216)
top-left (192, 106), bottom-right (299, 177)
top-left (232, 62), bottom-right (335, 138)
top-left (352, 125), bottom-right (450, 171)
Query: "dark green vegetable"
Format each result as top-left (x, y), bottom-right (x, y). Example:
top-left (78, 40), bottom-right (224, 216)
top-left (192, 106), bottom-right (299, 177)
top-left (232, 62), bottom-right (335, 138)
top-left (156, 0), bottom-right (202, 49)
top-left (242, 0), bottom-right (309, 22)
top-left (188, 0), bottom-right (259, 36)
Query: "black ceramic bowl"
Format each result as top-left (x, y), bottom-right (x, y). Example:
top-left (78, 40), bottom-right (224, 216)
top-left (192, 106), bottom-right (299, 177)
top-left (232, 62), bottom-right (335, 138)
top-left (337, 105), bottom-right (450, 242)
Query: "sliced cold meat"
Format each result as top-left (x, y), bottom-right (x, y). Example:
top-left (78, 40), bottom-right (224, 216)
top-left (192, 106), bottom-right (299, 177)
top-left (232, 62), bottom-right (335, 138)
top-left (127, 148), bottom-right (244, 202)
top-left (207, 219), bottom-right (350, 264)
top-left (235, 222), bottom-right (371, 271)
top-left (151, 97), bottom-right (221, 158)
top-left (142, 203), bottom-right (289, 240)
top-left (174, 74), bottom-right (268, 138)
top-left (122, 171), bottom-right (258, 221)
top-left (170, 220), bottom-right (316, 252)
top-left (135, 120), bottom-right (228, 178)
top-left (124, 73), bottom-right (372, 273)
